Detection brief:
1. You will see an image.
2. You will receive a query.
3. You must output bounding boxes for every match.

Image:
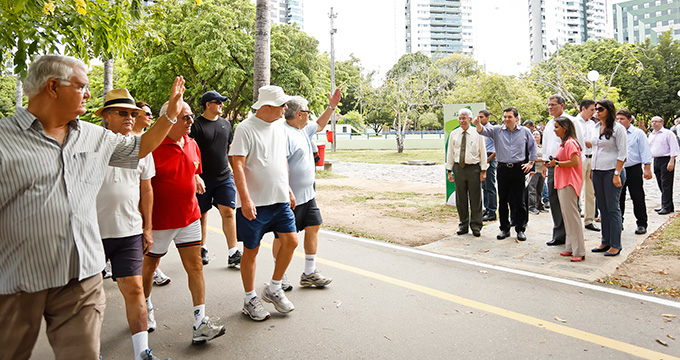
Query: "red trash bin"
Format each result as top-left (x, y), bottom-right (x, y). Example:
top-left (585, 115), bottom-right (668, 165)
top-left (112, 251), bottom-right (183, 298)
top-left (326, 130), bottom-right (333, 142)
top-left (315, 143), bottom-right (325, 167)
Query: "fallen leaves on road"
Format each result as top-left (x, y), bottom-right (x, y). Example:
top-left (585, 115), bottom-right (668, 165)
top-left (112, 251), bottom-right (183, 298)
top-left (480, 249), bottom-right (490, 253)
top-left (668, 334), bottom-right (676, 340)
top-left (656, 339), bottom-right (669, 346)
top-left (652, 269), bottom-right (669, 275)
top-left (661, 314), bottom-right (676, 318)
top-left (554, 316), bottom-right (567, 323)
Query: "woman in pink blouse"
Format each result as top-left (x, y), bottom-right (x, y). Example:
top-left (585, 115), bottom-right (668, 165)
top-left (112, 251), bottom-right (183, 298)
top-left (546, 117), bottom-right (585, 262)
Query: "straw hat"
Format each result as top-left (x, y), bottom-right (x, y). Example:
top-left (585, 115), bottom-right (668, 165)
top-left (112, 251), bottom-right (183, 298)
top-left (251, 85), bottom-right (292, 110)
top-left (95, 89), bottom-right (142, 117)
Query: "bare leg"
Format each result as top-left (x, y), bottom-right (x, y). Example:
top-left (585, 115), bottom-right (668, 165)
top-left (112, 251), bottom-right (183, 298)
top-left (241, 246), bottom-right (260, 292)
top-left (303, 225), bottom-right (320, 255)
top-left (116, 276), bottom-right (147, 334)
top-left (200, 212), bottom-right (209, 247)
top-left (142, 256), bottom-right (160, 299)
top-left (217, 205), bottom-right (237, 250)
top-left (177, 246), bottom-right (205, 306)
top-left (272, 233), bottom-right (298, 281)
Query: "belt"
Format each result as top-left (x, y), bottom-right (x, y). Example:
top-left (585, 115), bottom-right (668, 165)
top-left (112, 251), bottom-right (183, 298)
top-left (498, 162), bottom-right (524, 168)
top-left (585, 155), bottom-right (592, 158)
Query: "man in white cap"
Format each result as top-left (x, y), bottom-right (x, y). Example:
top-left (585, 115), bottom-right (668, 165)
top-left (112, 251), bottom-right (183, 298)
top-left (229, 85), bottom-right (298, 321)
top-left (190, 91), bottom-right (241, 268)
top-left (95, 89), bottom-right (168, 360)
top-left (0, 54), bottom-right (184, 359)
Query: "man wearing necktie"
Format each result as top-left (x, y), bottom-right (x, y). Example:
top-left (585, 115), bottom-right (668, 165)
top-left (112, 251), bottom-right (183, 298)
top-left (446, 108), bottom-right (488, 237)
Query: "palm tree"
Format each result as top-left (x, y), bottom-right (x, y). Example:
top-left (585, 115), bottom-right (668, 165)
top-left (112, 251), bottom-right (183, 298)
top-left (253, 0), bottom-right (270, 101)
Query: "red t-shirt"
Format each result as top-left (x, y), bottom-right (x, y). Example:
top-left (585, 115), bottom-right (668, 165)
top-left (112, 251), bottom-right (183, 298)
top-left (555, 137), bottom-right (583, 196)
top-left (151, 135), bottom-right (202, 230)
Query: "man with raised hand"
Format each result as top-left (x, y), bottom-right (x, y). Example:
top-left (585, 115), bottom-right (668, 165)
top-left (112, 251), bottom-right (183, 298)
top-left (273, 89), bottom-right (341, 292)
top-left (0, 54), bottom-right (184, 359)
top-left (95, 89), bottom-right (169, 360)
top-left (190, 91), bottom-right (241, 268)
top-left (230, 85), bottom-right (298, 321)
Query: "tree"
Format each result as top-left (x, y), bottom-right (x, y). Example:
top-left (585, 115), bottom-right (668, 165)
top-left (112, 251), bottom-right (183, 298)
top-left (419, 112), bottom-right (442, 130)
top-left (80, 61), bottom-right (131, 124)
top-left (0, 75), bottom-right (17, 117)
top-left (0, 0), bottom-right (144, 76)
top-left (253, 0), bottom-right (270, 101)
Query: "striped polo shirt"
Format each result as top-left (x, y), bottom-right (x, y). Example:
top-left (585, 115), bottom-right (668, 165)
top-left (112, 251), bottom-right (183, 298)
top-left (0, 107), bottom-right (140, 294)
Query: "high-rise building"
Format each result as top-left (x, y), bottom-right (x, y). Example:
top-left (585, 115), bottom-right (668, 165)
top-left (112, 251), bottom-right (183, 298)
top-left (529, 0), bottom-right (608, 64)
top-left (405, 0), bottom-right (475, 59)
top-left (612, 0), bottom-right (680, 44)
top-left (269, 0), bottom-right (304, 30)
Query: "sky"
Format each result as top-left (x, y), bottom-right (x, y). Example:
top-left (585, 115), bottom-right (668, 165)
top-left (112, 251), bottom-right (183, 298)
top-left (302, 0), bottom-right (531, 79)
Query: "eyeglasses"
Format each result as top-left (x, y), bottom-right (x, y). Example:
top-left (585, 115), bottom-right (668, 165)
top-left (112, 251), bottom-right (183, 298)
top-left (595, 107), bottom-right (606, 112)
top-left (300, 110), bottom-right (311, 113)
top-left (209, 100), bottom-right (222, 105)
top-left (182, 114), bottom-right (194, 122)
top-left (112, 110), bottom-right (139, 118)
top-left (144, 112), bottom-right (153, 117)
top-left (56, 78), bottom-right (90, 93)
top-left (652, 119), bottom-right (663, 123)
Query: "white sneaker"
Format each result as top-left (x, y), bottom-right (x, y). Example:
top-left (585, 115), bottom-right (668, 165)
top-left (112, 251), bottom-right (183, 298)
top-left (261, 284), bottom-right (295, 313)
top-left (153, 268), bottom-right (171, 286)
top-left (192, 316), bottom-right (226, 344)
top-left (242, 296), bottom-right (270, 321)
top-left (147, 304), bottom-right (156, 332)
top-left (102, 259), bottom-right (112, 279)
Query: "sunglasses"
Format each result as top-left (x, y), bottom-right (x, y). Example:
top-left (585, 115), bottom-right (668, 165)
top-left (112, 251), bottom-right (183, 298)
top-left (209, 100), bottom-right (223, 105)
top-left (595, 107), bottom-right (606, 112)
top-left (182, 114), bottom-right (195, 122)
top-left (112, 110), bottom-right (139, 117)
top-left (300, 110), bottom-right (311, 113)
top-left (145, 112), bottom-right (153, 117)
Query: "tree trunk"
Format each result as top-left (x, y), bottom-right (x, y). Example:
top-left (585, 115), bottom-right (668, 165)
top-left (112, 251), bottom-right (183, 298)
top-left (394, 115), bottom-right (405, 153)
top-left (253, 0), bottom-right (271, 102)
top-left (15, 76), bottom-right (22, 108)
top-left (103, 59), bottom-right (114, 101)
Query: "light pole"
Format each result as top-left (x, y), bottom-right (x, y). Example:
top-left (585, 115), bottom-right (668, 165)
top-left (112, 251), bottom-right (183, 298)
top-left (329, 7), bottom-right (338, 152)
top-left (588, 70), bottom-right (600, 100)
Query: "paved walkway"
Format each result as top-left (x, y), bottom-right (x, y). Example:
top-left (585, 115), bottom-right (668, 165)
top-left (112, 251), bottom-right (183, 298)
top-left (333, 161), bottom-right (680, 282)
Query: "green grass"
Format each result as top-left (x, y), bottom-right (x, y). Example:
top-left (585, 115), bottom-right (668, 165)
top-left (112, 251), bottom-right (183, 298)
top-left (325, 149), bottom-right (445, 165)
top-left (654, 217), bottom-right (680, 256)
top-left (323, 225), bottom-right (390, 242)
top-left (385, 204), bottom-right (458, 223)
top-left (316, 184), bottom-right (358, 191)
top-left (315, 170), bottom-right (346, 179)
top-left (341, 194), bottom-right (375, 203)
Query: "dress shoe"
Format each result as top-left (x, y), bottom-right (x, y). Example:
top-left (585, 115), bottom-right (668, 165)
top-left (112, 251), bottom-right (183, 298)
top-left (516, 231), bottom-right (526, 241)
top-left (657, 209), bottom-right (674, 215)
top-left (570, 255), bottom-right (585, 262)
top-left (591, 245), bottom-right (611, 253)
top-left (482, 213), bottom-right (497, 222)
top-left (457, 229), bottom-right (469, 235)
top-left (472, 230), bottom-right (481, 237)
top-left (496, 230), bottom-right (510, 240)
top-left (560, 251), bottom-right (573, 256)
top-left (635, 226), bottom-right (647, 235)
top-left (654, 208), bottom-right (662, 212)
top-left (546, 239), bottom-right (565, 246)
top-left (584, 223), bottom-right (600, 231)
top-left (604, 249), bottom-right (621, 257)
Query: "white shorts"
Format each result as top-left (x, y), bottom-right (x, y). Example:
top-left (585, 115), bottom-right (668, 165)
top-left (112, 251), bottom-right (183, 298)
top-left (147, 219), bottom-right (202, 257)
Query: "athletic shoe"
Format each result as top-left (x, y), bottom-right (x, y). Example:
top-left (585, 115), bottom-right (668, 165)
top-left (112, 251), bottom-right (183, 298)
top-left (281, 273), bottom-right (293, 292)
top-left (102, 259), bottom-right (112, 279)
top-left (147, 305), bottom-right (156, 332)
top-left (227, 250), bottom-right (242, 268)
top-left (192, 316), bottom-right (226, 344)
top-left (242, 296), bottom-right (270, 321)
top-left (140, 349), bottom-right (172, 360)
top-left (153, 268), bottom-right (171, 286)
top-left (201, 247), bottom-right (209, 265)
top-left (261, 284), bottom-right (295, 313)
top-left (300, 270), bottom-right (333, 288)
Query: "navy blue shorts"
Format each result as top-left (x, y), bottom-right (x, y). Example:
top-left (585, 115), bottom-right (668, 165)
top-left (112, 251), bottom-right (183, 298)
top-left (102, 234), bottom-right (143, 279)
top-left (197, 176), bottom-right (236, 213)
top-left (236, 203), bottom-right (296, 249)
top-left (274, 198), bottom-right (323, 238)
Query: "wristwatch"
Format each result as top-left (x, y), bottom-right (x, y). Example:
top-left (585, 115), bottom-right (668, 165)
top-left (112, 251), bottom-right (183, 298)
top-left (614, 170), bottom-right (620, 176)
top-left (555, 160), bottom-right (560, 167)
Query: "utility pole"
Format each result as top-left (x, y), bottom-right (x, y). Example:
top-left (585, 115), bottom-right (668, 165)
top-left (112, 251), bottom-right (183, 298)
top-left (329, 7), bottom-right (337, 152)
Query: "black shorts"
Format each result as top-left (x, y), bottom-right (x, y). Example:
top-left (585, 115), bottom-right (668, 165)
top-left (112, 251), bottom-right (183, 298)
top-left (274, 198), bottom-right (323, 238)
top-left (102, 234), bottom-right (143, 280)
top-left (197, 176), bottom-right (236, 213)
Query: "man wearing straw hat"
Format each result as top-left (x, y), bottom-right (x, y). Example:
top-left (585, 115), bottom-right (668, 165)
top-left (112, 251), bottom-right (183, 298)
top-left (95, 89), bottom-right (169, 360)
top-left (230, 85), bottom-right (298, 321)
top-left (0, 54), bottom-right (184, 360)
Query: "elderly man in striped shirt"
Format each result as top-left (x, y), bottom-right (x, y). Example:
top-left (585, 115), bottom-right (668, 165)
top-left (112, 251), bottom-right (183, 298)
top-left (0, 54), bottom-right (185, 360)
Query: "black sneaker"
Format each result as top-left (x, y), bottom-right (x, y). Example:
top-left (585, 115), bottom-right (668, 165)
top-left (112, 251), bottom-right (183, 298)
top-left (201, 247), bottom-right (209, 265)
top-left (228, 249), bottom-right (242, 268)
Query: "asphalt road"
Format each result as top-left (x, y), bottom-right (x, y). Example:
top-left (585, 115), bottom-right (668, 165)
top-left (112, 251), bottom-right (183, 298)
top-left (30, 211), bottom-right (680, 360)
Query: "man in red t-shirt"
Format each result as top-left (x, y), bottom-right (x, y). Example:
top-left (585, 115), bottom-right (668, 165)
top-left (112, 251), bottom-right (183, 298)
top-left (141, 101), bottom-right (226, 345)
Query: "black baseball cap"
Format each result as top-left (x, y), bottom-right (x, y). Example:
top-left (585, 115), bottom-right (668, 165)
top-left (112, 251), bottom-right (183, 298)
top-left (200, 91), bottom-right (228, 106)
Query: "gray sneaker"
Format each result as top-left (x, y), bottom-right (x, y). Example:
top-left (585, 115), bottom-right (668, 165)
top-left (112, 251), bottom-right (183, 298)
top-left (147, 305), bottom-right (156, 332)
top-left (281, 273), bottom-right (293, 292)
top-left (192, 316), bottom-right (226, 344)
top-left (261, 284), bottom-right (295, 313)
top-left (140, 349), bottom-right (172, 360)
top-left (228, 249), bottom-right (241, 268)
top-left (242, 296), bottom-right (270, 321)
top-left (300, 270), bottom-right (332, 288)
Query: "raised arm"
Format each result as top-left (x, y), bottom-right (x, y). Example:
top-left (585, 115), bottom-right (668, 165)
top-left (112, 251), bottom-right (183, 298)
top-left (139, 76), bottom-right (186, 158)
top-left (314, 88), bottom-right (342, 132)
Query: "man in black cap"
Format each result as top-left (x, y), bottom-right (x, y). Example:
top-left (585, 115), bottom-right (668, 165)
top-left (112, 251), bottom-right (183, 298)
top-left (190, 91), bottom-right (241, 268)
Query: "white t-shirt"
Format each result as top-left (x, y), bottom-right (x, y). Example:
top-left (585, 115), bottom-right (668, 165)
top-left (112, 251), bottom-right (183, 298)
top-left (285, 121), bottom-right (318, 204)
top-left (96, 153), bottom-right (155, 238)
top-left (229, 115), bottom-right (290, 208)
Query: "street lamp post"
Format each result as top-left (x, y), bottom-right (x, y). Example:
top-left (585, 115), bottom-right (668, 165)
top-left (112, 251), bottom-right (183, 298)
top-left (329, 7), bottom-right (338, 152)
top-left (587, 70), bottom-right (600, 100)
